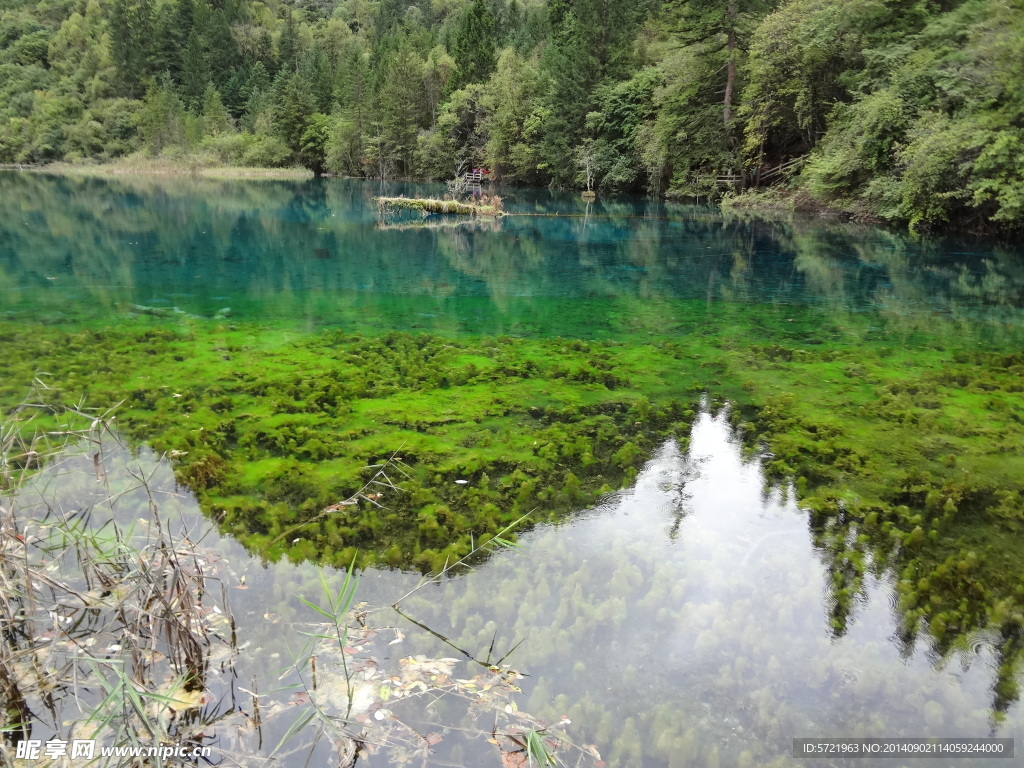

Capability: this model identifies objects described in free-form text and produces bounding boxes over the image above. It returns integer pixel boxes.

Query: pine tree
[253,28,277,76]
[221,67,248,117]
[206,9,240,87]
[246,61,271,102]
[662,0,765,131]
[452,0,497,89]
[202,84,233,135]
[375,38,427,175]
[276,72,316,154]
[278,11,299,75]
[537,10,598,184]
[109,0,153,98]
[180,29,211,113]
[504,0,523,46]
[150,2,183,80]
[138,75,187,153]
[301,45,335,114]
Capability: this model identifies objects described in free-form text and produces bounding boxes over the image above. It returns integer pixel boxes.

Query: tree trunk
[724,2,736,128]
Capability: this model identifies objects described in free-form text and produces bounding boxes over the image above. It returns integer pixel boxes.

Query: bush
[199,132,255,164]
[241,133,291,167]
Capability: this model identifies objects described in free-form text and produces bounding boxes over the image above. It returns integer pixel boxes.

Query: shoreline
[5,162,1015,235]
[721,186,884,224]
[28,159,315,180]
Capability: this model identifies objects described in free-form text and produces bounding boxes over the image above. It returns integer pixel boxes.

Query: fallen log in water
[374,196,503,217]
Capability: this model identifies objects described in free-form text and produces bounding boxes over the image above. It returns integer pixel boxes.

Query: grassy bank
[37,158,314,180]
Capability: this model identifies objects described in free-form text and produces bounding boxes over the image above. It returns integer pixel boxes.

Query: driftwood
[374,196,503,217]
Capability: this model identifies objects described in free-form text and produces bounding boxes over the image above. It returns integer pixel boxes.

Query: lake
[2,171,1023,767]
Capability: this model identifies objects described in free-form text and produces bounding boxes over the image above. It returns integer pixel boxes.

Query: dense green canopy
[1,0,1021,230]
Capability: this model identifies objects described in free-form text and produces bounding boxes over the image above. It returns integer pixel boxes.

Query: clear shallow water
[4,171,1024,766]
[9,415,1020,767]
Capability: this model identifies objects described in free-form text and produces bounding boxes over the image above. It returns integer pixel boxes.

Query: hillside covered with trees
[1,0,1022,230]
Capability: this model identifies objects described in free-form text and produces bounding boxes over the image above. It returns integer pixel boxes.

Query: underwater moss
[5,289,1024,705]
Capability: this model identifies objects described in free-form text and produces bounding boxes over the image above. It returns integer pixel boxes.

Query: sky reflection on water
[10,412,1018,767]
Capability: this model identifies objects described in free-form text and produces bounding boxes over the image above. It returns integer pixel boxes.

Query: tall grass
[0,391,235,766]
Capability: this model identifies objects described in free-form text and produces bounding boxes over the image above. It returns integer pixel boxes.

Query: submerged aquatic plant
[4,283,1024,717]
[0,396,601,768]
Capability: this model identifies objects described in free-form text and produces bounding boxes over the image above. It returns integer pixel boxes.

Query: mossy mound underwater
[4,326,698,573]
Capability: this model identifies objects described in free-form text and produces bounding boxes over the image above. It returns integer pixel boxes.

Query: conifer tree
[301,45,335,114]
[245,61,271,104]
[662,0,765,132]
[150,1,184,80]
[537,9,597,184]
[452,0,497,89]
[276,72,316,154]
[202,84,232,134]
[221,67,248,117]
[278,11,299,74]
[181,29,211,112]
[109,0,153,97]
[375,38,427,174]
[206,9,240,87]
[253,28,277,75]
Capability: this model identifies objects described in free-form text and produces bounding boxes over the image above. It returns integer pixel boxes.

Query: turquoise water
[3,171,1024,766]
[2,172,1022,341]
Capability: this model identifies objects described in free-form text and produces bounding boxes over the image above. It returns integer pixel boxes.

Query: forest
[1,0,1022,231]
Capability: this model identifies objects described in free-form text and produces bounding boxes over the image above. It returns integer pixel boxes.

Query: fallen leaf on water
[155,686,206,712]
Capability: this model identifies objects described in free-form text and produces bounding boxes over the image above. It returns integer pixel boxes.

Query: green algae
[1,322,699,571]
[9,408,1020,765]
[4,303,1024,694]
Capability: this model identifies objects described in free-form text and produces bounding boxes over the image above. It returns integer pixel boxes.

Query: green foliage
[108,0,152,98]
[0,0,1020,229]
[201,85,232,136]
[371,35,428,177]
[416,83,486,179]
[180,29,210,113]
[481,47,542,182]
[299,112,330,175]
[785,0,1024,230]
[742,0,882,159]
[653,47,736,197]
[137,76,187,154]
[325,113,363,176]
[452,0,497,89]
[275,72,316,156]
[240,133,291,167]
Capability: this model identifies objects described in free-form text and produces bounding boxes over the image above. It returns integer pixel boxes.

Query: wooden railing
[447,169,492,197]
[705,155,809,190]
[754,155,808,184]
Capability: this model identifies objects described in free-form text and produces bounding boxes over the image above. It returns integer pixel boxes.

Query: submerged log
[373,196,503,217]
